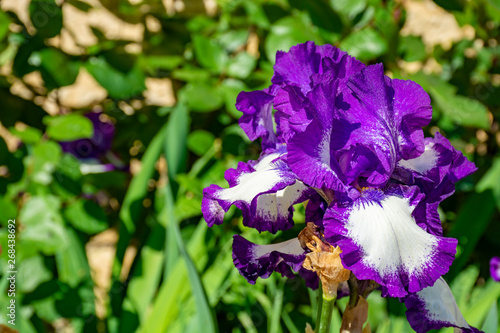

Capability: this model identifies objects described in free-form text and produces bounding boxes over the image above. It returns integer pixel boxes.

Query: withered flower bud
[300,222,351,300]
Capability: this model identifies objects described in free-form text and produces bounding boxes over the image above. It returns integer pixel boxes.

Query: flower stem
[316,293,336,333]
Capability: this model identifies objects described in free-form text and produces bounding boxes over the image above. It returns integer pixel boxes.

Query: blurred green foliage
[0,0,499,332]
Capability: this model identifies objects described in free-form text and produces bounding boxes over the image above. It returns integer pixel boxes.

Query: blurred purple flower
[490,257,500,282]
[59,112,115,159]
[59,112,126,174]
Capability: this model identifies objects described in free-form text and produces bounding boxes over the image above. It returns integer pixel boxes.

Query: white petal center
[217,152,284,203]
[346,194,437,277]
[253,238,304,258]
[419,278,469,328]
[398,142,437,174]
[255,181,308,220]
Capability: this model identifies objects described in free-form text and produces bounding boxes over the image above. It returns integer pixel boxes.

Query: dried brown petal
[340,296,371,333]
[303,246,350,300]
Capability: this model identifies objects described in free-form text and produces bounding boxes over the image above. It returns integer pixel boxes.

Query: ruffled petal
[232,235,306,284]
[236,85,279,149]
[202,149,313,233]
[397,132,476,187]
[338,64,432,186]
[287,80,351,192]
[272,43,364,143]
[404,278,482,333]
[272,42,341,93]
[490,257,500,282]
[396,132,477,235]
[324,186,457,297]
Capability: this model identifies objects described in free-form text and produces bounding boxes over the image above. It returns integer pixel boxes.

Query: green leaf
[140,222,209,333]
[187,130,215,156]
[174,195,202,221]
[113,123,166,279]
[9,126,42,144]
[166,103,189,178]
[172,67,211,82]
[64,200,108,234]
[330,0,366,19]
[45,114,94,141]
[0,196,17,222]
[86,57,145,99]
[18,255,52,293]
[340,28,388,61]
[450,266,479,310]
[121,223,165,329]
[171,216,218,333]
[31,140,62,185]
[52,154,83,199]
[55,227,90,287]
[447,191,496,279]
[218,30,249,52]
[288,0,343,33]
[406,73,491,129]
[38,48,79,88]
[265,16,323,63]
[19,195,70,255]
[398,36,426,62]
[29,0,63,38]
[139,55,183,73]
[481,301,498,333]
[192,35,228,73]
[0,10,11,42]
[221,79,246,119]
[227,52,257,79]
[66,0,93,12]
[464,280,500,327]
[180,83,223,112]
[476,157,500,210]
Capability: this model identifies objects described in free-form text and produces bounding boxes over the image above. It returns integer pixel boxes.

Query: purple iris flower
[202,42,479,332]
[491,257,500,282]
[59,112,115,159]
[59,112,125,174]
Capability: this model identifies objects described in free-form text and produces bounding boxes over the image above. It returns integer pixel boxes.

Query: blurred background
[0,0,499,332]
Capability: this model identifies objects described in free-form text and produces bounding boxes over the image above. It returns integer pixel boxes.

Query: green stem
[316,294,336,333]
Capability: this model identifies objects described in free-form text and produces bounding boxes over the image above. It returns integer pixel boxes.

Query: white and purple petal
[324,186,457,297]
[396,132,477,235]
[287,80,351,193]
[397,132,476,187]
[232,235,306,284]
[202,149,313,233]
[404,278,482,333]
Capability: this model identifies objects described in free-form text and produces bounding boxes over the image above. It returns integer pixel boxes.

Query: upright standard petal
[338,64,432,186]
[236,85,278,149]
[324,186,457,297]
[232,235,306,284]
[287,80,353,193]
[405,278,482,333]
[202,149,312,233]
[272,42,364,143]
